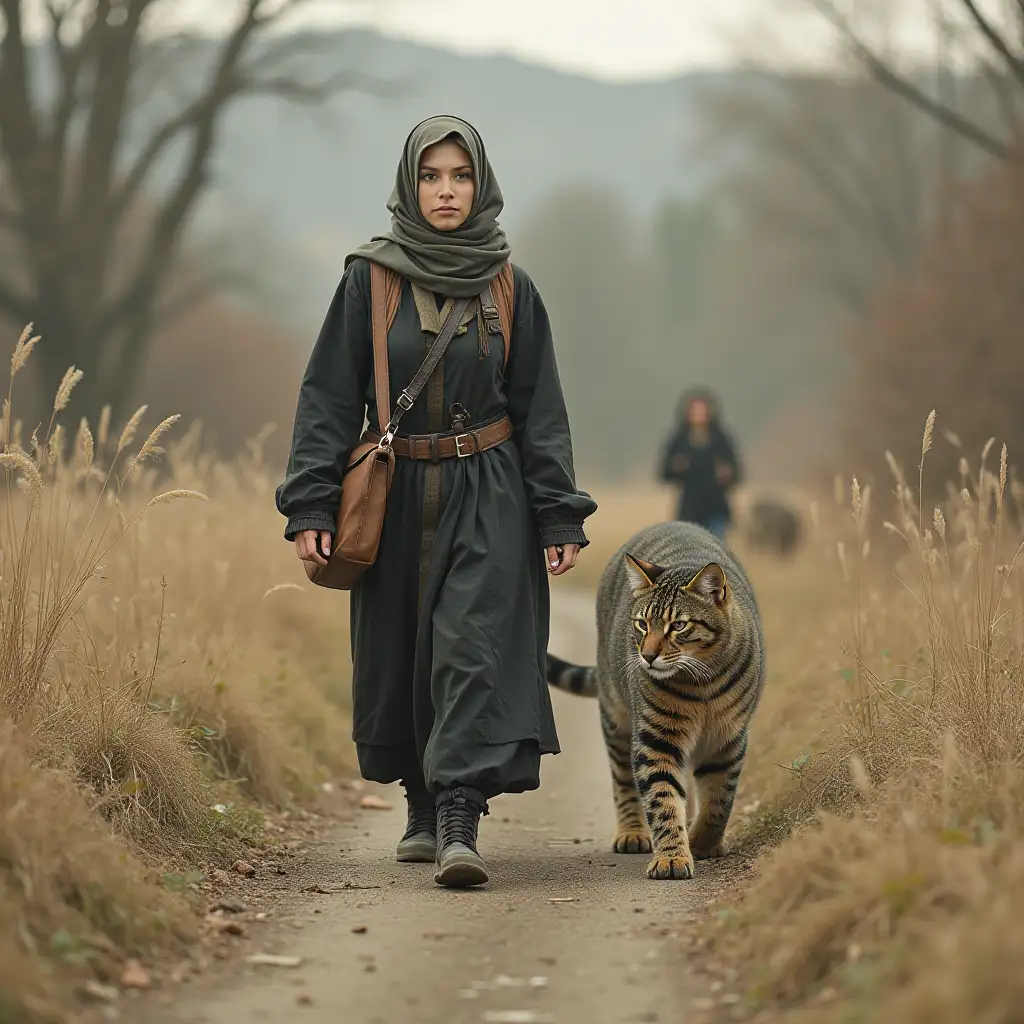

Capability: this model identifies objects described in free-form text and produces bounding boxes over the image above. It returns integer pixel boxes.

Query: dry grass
[570,430,1024,1020]
[671,414,1024,1023]
[0,327,353,1020]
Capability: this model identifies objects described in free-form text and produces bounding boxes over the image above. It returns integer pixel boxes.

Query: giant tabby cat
[548,521,765,880]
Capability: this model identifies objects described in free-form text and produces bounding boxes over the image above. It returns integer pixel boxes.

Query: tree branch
[98,0,271,344]
[957,0,1024,89]
[0,0,42,206]
[981,59,1022,140]
[807,0,1011,159]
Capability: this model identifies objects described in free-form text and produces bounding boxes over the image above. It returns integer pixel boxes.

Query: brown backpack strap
[369,263,403,427]
[489,263,515,368]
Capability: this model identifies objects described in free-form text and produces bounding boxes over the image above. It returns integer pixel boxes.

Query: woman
[658,388,741,541]
[276,116,596,889]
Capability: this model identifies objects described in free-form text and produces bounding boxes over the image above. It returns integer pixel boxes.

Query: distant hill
[158,28,734,330]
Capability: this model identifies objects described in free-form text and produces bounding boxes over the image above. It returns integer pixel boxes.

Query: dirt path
[135,589,746,1024]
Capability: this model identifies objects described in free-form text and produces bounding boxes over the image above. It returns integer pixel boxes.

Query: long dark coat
[276,258,596,798]
[659,424,741,526]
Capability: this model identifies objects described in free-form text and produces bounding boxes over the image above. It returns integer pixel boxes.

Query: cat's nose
[641,651,658,665]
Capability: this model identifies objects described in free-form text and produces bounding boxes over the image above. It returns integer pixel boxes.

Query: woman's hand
[295,529,332,566]
[546,544,580,577]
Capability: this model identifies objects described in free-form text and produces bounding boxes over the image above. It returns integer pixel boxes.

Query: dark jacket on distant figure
[659,419,741,527]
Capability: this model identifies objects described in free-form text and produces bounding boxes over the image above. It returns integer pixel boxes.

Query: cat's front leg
[632,733,694,880]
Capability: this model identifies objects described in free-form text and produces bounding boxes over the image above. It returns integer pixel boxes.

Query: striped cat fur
[548,521,765,880]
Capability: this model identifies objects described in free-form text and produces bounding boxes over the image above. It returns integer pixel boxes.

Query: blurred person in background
[659,387,741,541]
[276,115,595,890]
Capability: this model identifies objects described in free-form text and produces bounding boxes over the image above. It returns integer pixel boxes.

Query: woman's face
[417,138,475,231]
[687,400,711,427]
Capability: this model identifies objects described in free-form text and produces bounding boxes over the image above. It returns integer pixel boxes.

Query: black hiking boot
[434,785,489,888]
[395,780,437,864]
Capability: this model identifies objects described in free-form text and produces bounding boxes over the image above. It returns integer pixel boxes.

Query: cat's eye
[672,620,695,636]
[633,619,648,634]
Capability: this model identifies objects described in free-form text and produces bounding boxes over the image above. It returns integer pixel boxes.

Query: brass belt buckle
[454,433,476,458]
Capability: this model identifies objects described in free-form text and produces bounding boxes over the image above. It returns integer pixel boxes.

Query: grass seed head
[11,324,40,377]
[77,418,95,470]
[0,450,43,503]
[922,409,936,458]
[54,366,84,413]
[97,404,112,450]
[142,489,208,511]
[117,405,148,456]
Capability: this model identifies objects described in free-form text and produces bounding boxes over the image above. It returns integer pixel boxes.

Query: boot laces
[436,787,488,853]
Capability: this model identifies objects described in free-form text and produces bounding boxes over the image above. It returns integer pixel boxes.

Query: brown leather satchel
[305,263,513,590]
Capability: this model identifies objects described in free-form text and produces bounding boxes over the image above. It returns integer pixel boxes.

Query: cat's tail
[546,653,598,698]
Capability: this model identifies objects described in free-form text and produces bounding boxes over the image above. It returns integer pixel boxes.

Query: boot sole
[434,853,489,889]
[396,837,437,863]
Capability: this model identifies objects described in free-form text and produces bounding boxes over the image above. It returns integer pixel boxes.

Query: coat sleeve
[275,259,373,541]
[717,428,743,489]
[659,429,689,484]
[504,266,597,550]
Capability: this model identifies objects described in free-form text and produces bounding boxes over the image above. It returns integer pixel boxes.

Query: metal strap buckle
[378,425,397,451]
[454,433,477,458]
[481,304,502,335]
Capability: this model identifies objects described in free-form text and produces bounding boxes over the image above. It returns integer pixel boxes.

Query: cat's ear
[686,562,729,606]
[624,554,667,594]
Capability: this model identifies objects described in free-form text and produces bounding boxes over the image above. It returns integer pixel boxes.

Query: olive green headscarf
[345,115,511,298]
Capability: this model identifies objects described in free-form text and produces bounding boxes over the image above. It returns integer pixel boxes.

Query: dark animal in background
[746,498,802,558]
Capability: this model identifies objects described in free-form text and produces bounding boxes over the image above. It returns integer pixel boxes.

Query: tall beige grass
[0,327,353,1021]
[696,412,1024,1023]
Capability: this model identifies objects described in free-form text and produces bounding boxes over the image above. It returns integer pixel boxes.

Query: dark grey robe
[276,258,596,798]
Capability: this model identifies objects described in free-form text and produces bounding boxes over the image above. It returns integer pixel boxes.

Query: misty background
[1,0,1019,492]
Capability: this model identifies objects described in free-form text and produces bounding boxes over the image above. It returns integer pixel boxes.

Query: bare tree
[694,73,943,312]
[808,0,1024,159]
[0,0,375,418]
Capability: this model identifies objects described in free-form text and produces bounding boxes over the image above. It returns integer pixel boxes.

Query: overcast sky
[158,0,946,82]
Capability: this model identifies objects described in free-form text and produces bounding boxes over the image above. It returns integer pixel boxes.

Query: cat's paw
[645,853,695,880]
[613,830,652,854]
[691,840,728,861]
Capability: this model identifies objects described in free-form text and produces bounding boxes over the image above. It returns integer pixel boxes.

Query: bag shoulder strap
[379,293,471,446]
[479,263,515,369]
[369,263,403,427]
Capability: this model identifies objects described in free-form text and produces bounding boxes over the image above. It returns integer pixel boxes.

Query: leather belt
[365,415,512,462]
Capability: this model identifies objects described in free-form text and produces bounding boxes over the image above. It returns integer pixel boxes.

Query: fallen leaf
[120,959,152,990]
[246,954,304,968]
[358,795,393,811]
[232,860,256,877]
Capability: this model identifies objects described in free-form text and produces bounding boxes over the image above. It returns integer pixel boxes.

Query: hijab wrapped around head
[346,115,511,298]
